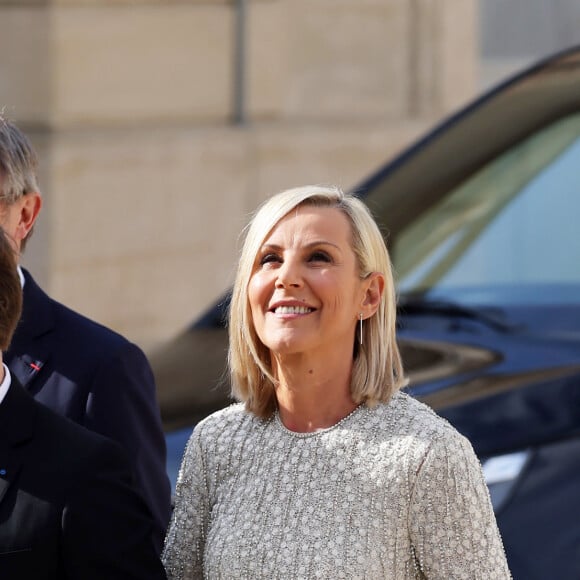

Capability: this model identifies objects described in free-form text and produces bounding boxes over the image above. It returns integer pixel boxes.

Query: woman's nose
[275,259,302,288]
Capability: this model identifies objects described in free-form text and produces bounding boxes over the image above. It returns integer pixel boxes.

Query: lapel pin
[29,361,43,373]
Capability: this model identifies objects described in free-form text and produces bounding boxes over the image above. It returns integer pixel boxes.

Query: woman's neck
[272,351,357,433]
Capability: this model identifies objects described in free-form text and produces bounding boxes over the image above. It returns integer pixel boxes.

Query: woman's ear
[361,272,385,318]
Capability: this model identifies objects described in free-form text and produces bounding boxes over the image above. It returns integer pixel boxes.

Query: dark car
[153,45,580,579]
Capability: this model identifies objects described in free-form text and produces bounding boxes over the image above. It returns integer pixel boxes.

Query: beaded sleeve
[408,432,512,579]
[162,429,207,579]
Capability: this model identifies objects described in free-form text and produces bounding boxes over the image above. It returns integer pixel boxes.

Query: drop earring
[359,313,363,346]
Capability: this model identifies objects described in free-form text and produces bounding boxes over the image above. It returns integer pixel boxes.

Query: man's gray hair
[0,113,40,204]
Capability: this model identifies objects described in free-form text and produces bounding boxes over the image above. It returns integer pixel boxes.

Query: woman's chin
[266,336,312,358]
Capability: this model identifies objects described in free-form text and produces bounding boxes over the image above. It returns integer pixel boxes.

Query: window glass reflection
[395,114,580,304]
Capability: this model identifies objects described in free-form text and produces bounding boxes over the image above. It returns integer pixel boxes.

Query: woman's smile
[269,300,316,316]
[272,306,313,315]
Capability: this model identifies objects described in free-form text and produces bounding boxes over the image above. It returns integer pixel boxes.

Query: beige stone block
[410,0,478,116]
[246,0,286,119]
[52,4,234,125]
[0,1,235,8]
[47,125,251,343]
[407,0,437,116]
[437,0,478,112]
[250,0,411,121]
[43,0,232,5]
[0,0,46,4]
[51,250,229,350]
[250,120,429,207]
[0,7,52,124]
[50,126,250,265]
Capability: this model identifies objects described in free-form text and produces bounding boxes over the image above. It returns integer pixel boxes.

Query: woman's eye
[309,251,331,263]
[259,253,281,266]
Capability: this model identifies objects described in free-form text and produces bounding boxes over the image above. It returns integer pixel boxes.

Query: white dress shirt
[0,363,12,405]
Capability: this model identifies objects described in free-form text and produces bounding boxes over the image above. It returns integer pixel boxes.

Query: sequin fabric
[163,391,512,579]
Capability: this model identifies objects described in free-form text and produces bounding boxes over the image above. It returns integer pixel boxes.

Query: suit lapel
[7,355,46,389]
[6,269,54,389]
[0,380,35,508]
[0,452,22,506]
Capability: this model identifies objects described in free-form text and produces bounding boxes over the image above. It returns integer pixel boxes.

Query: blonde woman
[163,185,511,579]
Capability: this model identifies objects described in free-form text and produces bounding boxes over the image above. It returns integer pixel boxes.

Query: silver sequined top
[163,392,511,579]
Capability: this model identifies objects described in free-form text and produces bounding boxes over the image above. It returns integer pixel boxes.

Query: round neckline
[272,403,365,438]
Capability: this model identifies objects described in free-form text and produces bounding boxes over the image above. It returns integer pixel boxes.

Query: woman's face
[248,206,368,360]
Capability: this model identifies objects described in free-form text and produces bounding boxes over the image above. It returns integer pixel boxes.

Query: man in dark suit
[0,115,171,551]
[0,228,167,579]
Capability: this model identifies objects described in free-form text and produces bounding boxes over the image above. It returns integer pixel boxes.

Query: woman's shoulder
[196,402,247,428]
[372,390,469,447]
[193,402,264,443]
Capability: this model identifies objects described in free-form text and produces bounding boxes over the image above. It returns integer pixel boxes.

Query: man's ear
[361,272,385,319]
[15,192,42,242]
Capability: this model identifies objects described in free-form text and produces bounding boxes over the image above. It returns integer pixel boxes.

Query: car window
[394,113,580,305]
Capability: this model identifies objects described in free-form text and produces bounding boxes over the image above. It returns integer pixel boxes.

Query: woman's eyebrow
[304,240,341,251]
[258,240,342,256]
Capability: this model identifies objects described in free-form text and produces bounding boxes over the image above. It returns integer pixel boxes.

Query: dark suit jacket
[5,269,171,552]
[0,379,167,579]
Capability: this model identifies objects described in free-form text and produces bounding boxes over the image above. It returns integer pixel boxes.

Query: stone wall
[0,0,478,350]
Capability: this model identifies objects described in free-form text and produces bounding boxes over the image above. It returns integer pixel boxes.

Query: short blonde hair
[228,185,407,418]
